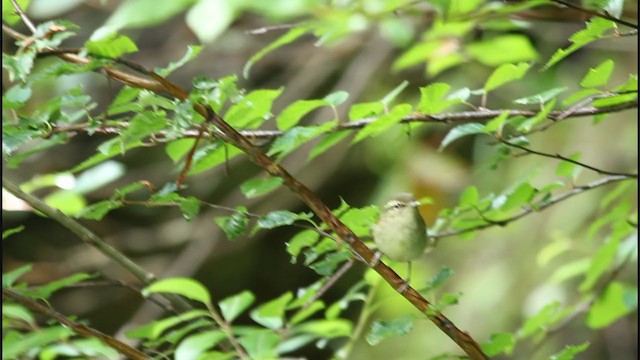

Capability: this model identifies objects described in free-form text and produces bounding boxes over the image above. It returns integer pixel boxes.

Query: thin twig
[9,0,37,34]
[549,0,638,29]
[500,139,638,178]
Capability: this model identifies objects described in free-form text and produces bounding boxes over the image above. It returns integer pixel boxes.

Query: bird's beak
[408,200,421,207]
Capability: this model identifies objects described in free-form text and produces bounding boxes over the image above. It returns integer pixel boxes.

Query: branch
[549,0,638,29]
[500,139,638,178]
[433,175,634,239]
[3,289,148,360]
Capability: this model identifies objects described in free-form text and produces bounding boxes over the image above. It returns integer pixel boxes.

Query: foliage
[2,0,637,359]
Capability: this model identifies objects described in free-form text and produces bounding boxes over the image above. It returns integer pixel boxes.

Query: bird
[372,192,427,292]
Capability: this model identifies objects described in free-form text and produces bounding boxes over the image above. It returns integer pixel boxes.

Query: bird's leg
[369,251,382,267]
[398,261,412,293]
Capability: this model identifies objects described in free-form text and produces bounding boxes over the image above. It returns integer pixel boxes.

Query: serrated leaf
[3,264,33,288]
[240,177,283,198]
[175,330,226,360]
[425,266,455,292]
[484,62,531,92]
[514,87,568,105]
[308,130,350,161]
[267,122,334,160]
[580,59,614,88]
[380,80,409,105]
[249,292,293,329]
[85,32,138,58]
[352,104,412,143]
[417,83,462,114]
[166,139,196,163]
[439,123,486,151]
[548,342,590,360]
[276,99,328,131]
[586,282,637,328]
[214,208,249,240]
[286,230,319,259]
[580,235,621,292]
[555,152,581,178]
[156,45,202,76]
[22,273,95,298]
[76,199,122,220]
[348,102,385,121]
[224,88,283,129]
[483,111,510,133]
[143,277,211,305]
[366,315,414,345]
[323,91,349,106]
[219,290,255,322]
[257,210,308,229]
[179,196,201,221]
[468,35,538,66]
[482,332,516,356]
[244,26,309,78]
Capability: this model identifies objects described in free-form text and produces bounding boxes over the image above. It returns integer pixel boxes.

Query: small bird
[372,193,427,292]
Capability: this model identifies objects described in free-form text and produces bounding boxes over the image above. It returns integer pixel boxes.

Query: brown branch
[3,289,149,360]
[432,175,634,240]
[500,139,638,178]
[549,0,638,29]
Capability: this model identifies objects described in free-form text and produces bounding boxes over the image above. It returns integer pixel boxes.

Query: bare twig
[500,139,638,178]
[9,0,37,34]
[549,0,638,29]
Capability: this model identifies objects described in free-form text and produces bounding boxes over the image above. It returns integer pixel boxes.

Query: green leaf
[219,290,255,322]
[3,225,25,240]
[380,80,409,106]
[3,85,32,109]
[514,87,568,105]
[586,281,637,328]
[417,83,462,114]
[468,35,538,66]
[339,205,378,237]
[439,123,486,151]
[518,301,571,338]
[257,210,309,229]
[276,99,328,131]
[22,273,95,298]
[126,309,209,340]
[156,45,203,76]
[310,251,351,276]
[537,239,571,266]
[214,208,249,240]
[249,292,293,329]
[224,88,283,128]
[501,182,535,211]
[484,63,531,93]
[308,130,350,161]
[77,200,123,220]
[482,332,516,356]
[366,315,414,345]
[348,102,385,121]
[592,92,638,108]
[179,196,201,221]
[543,18,615,70]
[43,190,87,216]
[580,59,615,88]
[2,0,30,25]
[85,32,138,58]
[483,111,510,133]
[517,98,556,132]
[352,104,412,143]
[240,176,283,198]
[143,277,211,305]
[2,304,34,325]
[244,26,309,78]
[185,0,237,43]
[290,301,325,325]
[3,264,32,288]
[425,266,455,292]
[239,330,280,359]
[555,152,581,178]
[323,91,349,106]
[267,122,335,160]
[175,330,226,360]
[459,186,479,207]
[580,236,621,292]
[291,320,352,341]
[166,139,196,163]
[93,0,195,38]
[548,342,590,360]
[2,326,74,359]
[286,230,319,259]
[189,143,243,176]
